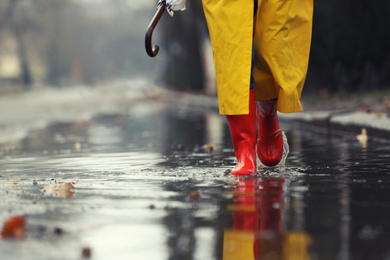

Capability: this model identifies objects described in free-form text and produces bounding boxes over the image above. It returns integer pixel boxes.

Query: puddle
[1,100,390,259]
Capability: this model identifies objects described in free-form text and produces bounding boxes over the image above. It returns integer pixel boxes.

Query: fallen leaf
[357,128,368,148]
[188,191,201,202]
[1,216,26,240]
[74,142,82,151]
[357,109,369,114]
[42,182,75,198]
[379,113,387,119]
[203,143,215,153]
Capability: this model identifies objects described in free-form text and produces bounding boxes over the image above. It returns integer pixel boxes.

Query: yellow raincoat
[202,0,313,115]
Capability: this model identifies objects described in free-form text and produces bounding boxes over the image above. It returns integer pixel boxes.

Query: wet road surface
[1,98,390,260]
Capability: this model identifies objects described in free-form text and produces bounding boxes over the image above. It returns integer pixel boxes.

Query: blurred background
[0,0,158,91]
[0,0,390,97]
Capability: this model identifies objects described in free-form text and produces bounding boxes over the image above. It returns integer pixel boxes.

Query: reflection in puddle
[224,177,311,260]
[1,102,390,259]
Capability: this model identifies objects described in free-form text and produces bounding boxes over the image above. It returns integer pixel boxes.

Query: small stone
[81,247,92,258]
[53,227,63,235]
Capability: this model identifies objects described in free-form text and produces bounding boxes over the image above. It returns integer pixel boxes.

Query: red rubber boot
[256,99,283,167]
[226,89,257,176]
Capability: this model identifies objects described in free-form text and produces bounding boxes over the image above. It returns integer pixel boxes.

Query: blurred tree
[160,0,208,91]
[44,0,68,86]
[0,0,158,89]
[0,0,19,29]
[0,0,32,89]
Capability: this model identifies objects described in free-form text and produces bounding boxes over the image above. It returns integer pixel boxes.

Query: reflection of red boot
[223,178,259,260]
[259,178,285,233]
[226,89,256,176]
[256,100,284,167]
[233,179,259,230]
[257,178,285,259]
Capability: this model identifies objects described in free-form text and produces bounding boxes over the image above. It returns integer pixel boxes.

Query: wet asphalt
[1,87,390,260]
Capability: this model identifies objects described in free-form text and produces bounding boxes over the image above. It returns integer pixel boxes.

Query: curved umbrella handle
[145,2,166,57]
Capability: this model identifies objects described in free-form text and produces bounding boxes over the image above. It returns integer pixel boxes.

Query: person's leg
[253,0,312,167]
[256,99,284,167]
[252,0,313,112]
[251,0,283,167]
[225,4,258,176]
[226,88,256,176]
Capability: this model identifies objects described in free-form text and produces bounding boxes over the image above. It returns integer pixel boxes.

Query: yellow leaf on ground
[42,182,75,198]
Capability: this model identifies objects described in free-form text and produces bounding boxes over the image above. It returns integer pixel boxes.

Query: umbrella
[145,1,166,57]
